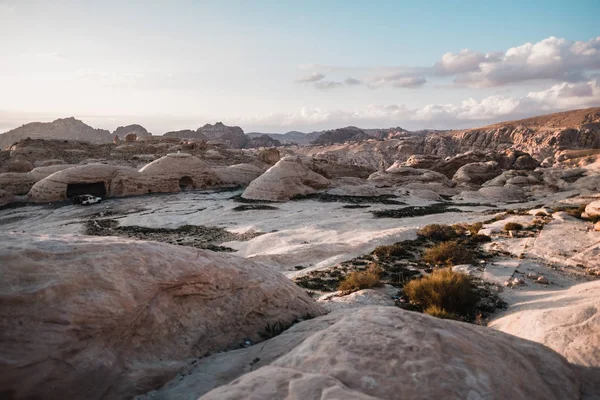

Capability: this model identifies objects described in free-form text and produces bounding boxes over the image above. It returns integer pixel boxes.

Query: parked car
[71,194,102,205]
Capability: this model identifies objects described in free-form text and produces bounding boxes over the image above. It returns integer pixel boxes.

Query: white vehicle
[72,194,102,206]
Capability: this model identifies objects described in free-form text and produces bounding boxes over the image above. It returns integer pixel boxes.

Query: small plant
[503,222,523,231]
[417,224,457,241]
[423,305,459,320]
[373,243,409,258]
[338,263,382,294]
[260,320,293,339]
[421,240,475,266]
[452,222,483,236]
[535,211,547,217]
[403,268,478,316]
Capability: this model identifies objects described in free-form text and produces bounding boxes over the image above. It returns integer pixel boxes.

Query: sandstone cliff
[0,117,112,150]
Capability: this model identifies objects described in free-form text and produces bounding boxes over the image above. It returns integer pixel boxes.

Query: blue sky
[1,0,599,133]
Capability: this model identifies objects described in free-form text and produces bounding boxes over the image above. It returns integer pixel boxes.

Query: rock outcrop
[242,156,330,201]
[311,126,372,145]
[368,164,455,188]
[490,281,600,367]
[139,153,221,192]
[246,134,281,148]
[0,172,38,195]
[0,117,112,149]
[197,122,248,149]
[0,189,15,207]
[257,148,280,165]
[213,163,265,186]
[163,129,207,141]
[0,233,324,400]
[28,164,146,202]
[452,161,502,186]
[583,200,600,219]
[141,307,581,400]
[113,124,151,138]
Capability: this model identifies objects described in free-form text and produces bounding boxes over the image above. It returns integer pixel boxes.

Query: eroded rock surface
[0,233,324,400]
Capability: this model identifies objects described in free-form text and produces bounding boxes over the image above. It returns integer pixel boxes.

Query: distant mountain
[0,117,112,150]
[163,129,207,141]
[246,131,321,145]
[113,124,151,138]
[246,134,281,148]
[311,126,374,145]
[197,122,248,148]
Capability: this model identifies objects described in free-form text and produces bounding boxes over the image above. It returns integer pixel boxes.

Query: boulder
[33,159,67,167]
[142,307,581,400]
[213,164,265,186]
[257,148,280,165]
[139,153,222,192]
[0,189,16,207]
[457,185,527,203]
[28,164,146,202]
[0,233,325,400]
[27,164,78,181]
[582,200,600,219]
[6,158,34,173]
[403,154,441,169]
[0,172,37,195]
[242,156,330,201]
[368,165,454,187]
[490,281,600,367]
[125,133,138,142]
[452,161,501,186]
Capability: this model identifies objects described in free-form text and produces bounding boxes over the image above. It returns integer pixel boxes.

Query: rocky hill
[246,134,281,148]
[197,122,248,148]
[311,126,374,145]
[163,129,207,141]
[0,117,112,150]
[423,107,600,159]
[113,124,151,138]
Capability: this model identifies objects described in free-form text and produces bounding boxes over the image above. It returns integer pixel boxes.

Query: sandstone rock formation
[142,307,581,400]
[213,164,265,186]
[583,200,600,219]
[490,281,600,367]
[242,156,330,201]
[311,126,372,145]
[28,164,146,202]
[246,134,281,148]
[0,117,112,149]
[163,129,207,141]
[125,133,138,142]
[452,161,502,186]
[0,233,324,400]
[197,122,248,149]
[0,189,15,207]
[368,164,455,188]
[139,153,221,192]
[257,147,280,164]
[0,173,37,195]
[113,124,151,138]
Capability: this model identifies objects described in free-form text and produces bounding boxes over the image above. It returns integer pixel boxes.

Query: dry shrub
[404,268,478,316]
[338,263,382,294]
[503,222,523,231]
[373,243,409,258]
[417,224,457,241]
[453,222,483,236]
[421,240,475,266]
[423,305,459,320]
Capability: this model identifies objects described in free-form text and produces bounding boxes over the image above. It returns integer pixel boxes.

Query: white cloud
[295,72,326,83]
[297,36,600,90]
[236,79,600,130]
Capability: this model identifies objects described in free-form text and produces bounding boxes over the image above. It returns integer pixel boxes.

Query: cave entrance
[179,176,195,191]
[66,182,107,198]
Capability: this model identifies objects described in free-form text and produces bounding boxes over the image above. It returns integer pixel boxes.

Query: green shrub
[421,240,475,266]
[423,305,459,320]
[417,224,457,241]
[373,243,409,258]
[503,222,523,231]
[404,268,478,316]
[338,263,382,294]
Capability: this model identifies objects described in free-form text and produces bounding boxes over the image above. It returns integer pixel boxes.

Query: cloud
[295,72,326,83]
[297,36,600,90]
[315,80,343,90]
[344,77,362,85]
[237,79,600,130]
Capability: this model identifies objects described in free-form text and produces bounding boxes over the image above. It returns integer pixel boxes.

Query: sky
[1,0,600,134]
